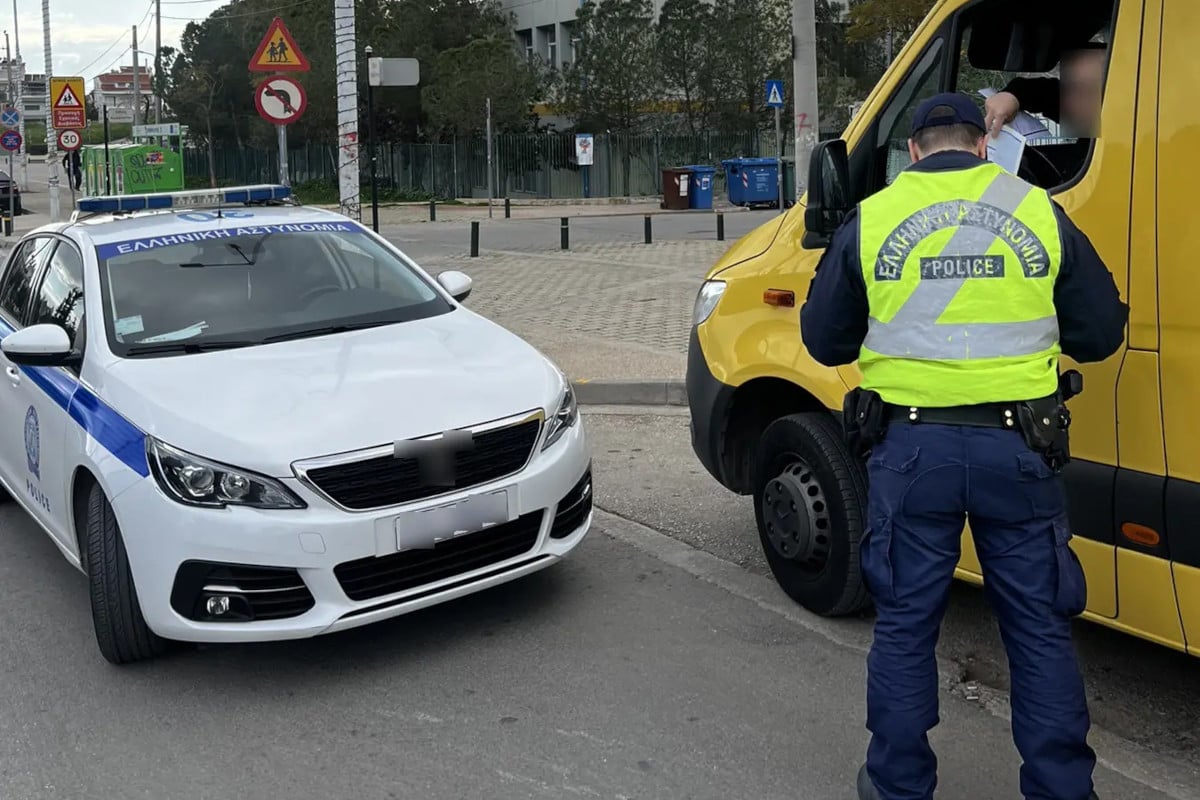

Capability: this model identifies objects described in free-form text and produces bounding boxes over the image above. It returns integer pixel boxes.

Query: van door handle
[5,366,19,384]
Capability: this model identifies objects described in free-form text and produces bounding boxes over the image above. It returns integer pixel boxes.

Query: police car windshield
[96,221,453,357]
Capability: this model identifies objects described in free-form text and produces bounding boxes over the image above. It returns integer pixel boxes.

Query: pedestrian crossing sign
[249,17,311,72]
[50,77,86,129]
[765,80,785,109]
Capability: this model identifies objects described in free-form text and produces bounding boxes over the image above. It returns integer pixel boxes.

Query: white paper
[114,315,144,336]
[979,88,1051,138]
[137,321,209,343]
[986,126,1029,174]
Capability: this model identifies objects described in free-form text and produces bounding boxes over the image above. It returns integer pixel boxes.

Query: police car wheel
[85,483,169,665]
[752,412,871,617]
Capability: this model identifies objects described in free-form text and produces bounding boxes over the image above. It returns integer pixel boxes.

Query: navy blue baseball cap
[910,92,988,136]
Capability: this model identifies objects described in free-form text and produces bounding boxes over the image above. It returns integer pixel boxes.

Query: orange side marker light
[763,289,795,308]
[1120,522,1161,547]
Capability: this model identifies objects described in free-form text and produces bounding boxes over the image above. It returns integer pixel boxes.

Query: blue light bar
[77,184,292,214]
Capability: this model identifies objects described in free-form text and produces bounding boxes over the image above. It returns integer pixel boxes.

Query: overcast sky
[14,0,228,85]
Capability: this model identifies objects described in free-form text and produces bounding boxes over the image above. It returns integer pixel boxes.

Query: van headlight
[692,280,726,326]
[541,380,579,451]
[147,438,307,509]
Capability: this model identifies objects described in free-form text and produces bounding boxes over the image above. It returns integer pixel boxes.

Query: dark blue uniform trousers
[860,422,1095,800]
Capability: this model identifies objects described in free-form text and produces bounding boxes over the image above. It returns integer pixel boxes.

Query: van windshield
[96,222,453,357]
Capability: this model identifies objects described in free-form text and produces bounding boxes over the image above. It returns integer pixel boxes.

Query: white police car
[0,185,591,664]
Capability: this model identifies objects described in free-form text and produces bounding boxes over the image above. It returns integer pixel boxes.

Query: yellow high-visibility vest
[857,160,1062,407]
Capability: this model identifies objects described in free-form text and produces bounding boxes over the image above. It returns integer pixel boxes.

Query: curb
[572,379,687,407]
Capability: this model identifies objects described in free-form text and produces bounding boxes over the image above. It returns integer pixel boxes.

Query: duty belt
[883,399,1051,431]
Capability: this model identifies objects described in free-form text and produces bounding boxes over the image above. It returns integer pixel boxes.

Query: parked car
[0,170,21,215]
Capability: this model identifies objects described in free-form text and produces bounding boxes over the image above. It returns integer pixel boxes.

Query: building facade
[502,0,675,71]
[0,58,48,122]
[90,66,154,124]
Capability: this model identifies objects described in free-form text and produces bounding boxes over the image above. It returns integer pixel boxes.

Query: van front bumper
[686,326,737,488]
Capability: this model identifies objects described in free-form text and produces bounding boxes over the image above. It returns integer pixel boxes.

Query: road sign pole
[4,32,12,226]
[775,106,783,214]
[103,105,112,194]
[276,124,289,187]
[367,78,378,233]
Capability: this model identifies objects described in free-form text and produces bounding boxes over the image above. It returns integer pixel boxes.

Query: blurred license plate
[394,488,513,551]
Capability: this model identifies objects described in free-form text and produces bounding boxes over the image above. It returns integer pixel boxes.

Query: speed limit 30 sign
[57,129,82,151]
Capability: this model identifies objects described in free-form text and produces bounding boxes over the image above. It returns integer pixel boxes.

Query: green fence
[183,131,779,200]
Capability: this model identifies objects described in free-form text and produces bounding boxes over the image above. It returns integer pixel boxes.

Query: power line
[76,1,154,77]
[160,0,319,21]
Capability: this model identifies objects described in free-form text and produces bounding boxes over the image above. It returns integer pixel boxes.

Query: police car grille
[305,419,542,510]
[334,510,544,601]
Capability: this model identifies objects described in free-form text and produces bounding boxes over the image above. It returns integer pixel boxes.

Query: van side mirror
[802,139,852,250]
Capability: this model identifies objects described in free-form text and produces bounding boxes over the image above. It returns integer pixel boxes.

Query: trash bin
[661,167,692,210]
[722,157,780,207]
[684,165,717,210]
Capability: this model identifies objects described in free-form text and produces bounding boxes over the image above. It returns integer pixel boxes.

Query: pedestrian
[61,149,81,191]
[799,92,1128,800]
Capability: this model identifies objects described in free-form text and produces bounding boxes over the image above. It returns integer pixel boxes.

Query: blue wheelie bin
[722,157,780,207]
[684,165,717,210]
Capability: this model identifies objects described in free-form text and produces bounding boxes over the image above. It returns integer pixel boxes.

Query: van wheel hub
[760,460,832,572]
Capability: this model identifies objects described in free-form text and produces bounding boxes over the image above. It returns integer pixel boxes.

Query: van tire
[752,412,871,617]
[86,483,169,664]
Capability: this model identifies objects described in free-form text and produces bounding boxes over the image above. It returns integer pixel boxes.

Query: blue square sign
[765,80,785,109]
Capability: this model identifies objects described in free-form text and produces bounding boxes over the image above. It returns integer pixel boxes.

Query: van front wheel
[752,412,871,617]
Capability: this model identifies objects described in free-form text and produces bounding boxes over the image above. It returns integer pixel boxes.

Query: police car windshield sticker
[96,221,362,260]
[137,321,209,343]
[114,315,145,336]
[24,406,39,479]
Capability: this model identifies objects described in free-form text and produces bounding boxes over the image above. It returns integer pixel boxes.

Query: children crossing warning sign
[50,77,86,129]
[249,17,311,72]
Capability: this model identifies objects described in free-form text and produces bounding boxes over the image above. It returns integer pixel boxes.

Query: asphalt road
[0,409,1194,800]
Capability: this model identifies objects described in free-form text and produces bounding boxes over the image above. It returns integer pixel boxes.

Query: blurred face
[1060,49,1106,136]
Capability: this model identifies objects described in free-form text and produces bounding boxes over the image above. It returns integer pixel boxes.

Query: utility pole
[11,0,24,190]
[5,31,13,231]
[485,97,493,219]
[131,25,139,130]
[334,0,360,220]
[154,0,161,123]
[42,0,59,222]
[792,0,820,200]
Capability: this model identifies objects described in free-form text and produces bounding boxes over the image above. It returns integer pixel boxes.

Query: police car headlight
[692,280,726,326]
[147,438,306,509]
[541,380,579,451]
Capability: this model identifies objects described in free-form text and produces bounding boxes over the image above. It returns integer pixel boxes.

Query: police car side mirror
[802,139,851,250]
[2,324,81,368]
[437,270,472,303]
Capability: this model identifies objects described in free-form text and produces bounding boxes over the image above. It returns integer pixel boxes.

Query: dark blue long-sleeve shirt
[799,150,1129,368]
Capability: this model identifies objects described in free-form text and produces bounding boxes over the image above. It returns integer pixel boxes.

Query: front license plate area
[395,488,514,551]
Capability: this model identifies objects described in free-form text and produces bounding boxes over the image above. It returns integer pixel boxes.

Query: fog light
[206,595,231,616]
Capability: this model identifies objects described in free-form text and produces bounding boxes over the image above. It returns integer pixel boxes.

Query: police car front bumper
[111,421,591,644]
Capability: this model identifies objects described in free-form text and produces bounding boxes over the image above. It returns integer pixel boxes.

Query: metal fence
[181,131,820,199]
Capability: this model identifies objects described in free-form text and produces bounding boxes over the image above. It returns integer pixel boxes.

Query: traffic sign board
[0,130,22,152]
[0,106,20,129]
[254,77,307,125]
[51,77,87,129]
[58,129,81,151]
[249,17,310,72]
[765,80,785,109]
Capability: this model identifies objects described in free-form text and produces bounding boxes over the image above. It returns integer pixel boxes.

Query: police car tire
[752,412,871,617]
[85,483,169,664]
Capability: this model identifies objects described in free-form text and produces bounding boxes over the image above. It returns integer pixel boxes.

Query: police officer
[799,93,1128,800]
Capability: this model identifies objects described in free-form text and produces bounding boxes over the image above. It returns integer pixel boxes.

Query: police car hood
[97,309,564,478]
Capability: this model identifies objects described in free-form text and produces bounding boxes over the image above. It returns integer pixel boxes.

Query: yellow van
[686,0,1200,656]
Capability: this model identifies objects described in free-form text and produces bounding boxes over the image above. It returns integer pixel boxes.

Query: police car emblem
[24,406,39,480]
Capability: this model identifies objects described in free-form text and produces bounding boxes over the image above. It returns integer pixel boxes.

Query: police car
[0,185,592,664]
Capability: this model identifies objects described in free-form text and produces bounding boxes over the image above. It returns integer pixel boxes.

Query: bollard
[504,197,511,219]
[429,199,437,222]
[717,213,725,241]
[470,221,480,257]
[561,217,569,250]
[644,215,652,244]
[2,215,10,237]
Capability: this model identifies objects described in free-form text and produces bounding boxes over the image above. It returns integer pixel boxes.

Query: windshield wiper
[124,340,258,355]
[261,321,386,343]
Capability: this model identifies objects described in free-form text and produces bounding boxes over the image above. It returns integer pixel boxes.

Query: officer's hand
[984,92,1021,137]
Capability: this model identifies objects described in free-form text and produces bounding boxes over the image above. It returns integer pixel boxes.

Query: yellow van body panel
[691,0,1199,653]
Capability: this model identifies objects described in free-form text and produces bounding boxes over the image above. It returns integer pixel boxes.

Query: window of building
[546,26,558,67]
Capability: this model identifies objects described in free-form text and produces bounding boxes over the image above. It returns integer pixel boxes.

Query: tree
[708,0,791,135]
[846,0,935,46]
[655,0,718,137]
[556,0,660,134]
[421,37,546,137]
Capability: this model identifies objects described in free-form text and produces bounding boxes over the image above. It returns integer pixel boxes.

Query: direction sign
[57,129,81,151]
[367,57,419,87]
[0,106,20,129]
[51,77,87,129]
[133,123,181,137]
[249,17,310,72]
[0,130,21,152]
[765,80,785,109]
[254,77,307,125]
